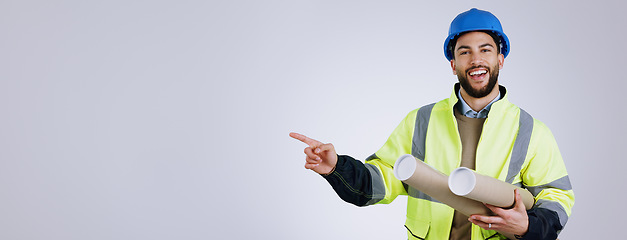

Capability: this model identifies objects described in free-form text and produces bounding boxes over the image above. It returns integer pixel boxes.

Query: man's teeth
[469,70,487,76]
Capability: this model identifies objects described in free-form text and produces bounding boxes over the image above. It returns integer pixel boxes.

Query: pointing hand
[289,132,338,175]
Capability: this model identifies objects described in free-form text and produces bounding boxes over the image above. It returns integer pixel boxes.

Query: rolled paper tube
[448,167,535,210]
[393,154,491,217]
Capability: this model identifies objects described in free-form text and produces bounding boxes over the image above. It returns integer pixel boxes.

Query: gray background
[2,0,625,239]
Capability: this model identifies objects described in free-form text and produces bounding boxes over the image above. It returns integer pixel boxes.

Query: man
[290,8,574,240]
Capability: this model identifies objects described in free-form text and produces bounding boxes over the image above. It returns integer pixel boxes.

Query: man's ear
[498,53,504,69]
[450,59,457,75]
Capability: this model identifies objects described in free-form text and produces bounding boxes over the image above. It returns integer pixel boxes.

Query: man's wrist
[320,164,336,176]
[320,154,341,176]
[514,222,529,239]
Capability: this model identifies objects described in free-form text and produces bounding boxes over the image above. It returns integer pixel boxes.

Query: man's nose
[470,54,485,66]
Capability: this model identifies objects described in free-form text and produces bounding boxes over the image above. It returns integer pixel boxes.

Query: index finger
[469,214,501,224]
[289,132,321,147]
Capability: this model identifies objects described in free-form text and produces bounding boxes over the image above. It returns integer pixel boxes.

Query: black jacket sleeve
[516,208,563,240]
[321,155,373,206]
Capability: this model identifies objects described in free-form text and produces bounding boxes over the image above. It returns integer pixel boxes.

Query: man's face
[450,31,505,99]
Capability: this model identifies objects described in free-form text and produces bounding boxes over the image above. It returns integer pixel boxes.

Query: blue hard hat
[444,8,510,61]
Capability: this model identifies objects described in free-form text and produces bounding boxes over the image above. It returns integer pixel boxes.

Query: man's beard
[458,65,499,98]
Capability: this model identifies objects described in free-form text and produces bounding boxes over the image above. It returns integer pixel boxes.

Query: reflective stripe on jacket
[364,85,575,240]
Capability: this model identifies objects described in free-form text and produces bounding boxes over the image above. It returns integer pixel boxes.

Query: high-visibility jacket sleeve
[519,120,575,239]
[364,109,419,204]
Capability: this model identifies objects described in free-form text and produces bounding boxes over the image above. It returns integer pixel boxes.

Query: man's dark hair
[447,30,502,60]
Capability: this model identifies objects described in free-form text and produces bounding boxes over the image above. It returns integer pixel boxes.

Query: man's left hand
[468,189,529,237]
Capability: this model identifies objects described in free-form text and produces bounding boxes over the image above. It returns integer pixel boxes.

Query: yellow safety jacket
[364,86,574,239]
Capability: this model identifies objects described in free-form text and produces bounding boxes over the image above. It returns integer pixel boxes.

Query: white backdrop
[2,1,625,239]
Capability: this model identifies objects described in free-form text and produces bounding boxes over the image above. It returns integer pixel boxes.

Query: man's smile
[468,68,488,81]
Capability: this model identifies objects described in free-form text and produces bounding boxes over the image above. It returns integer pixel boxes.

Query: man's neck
[459,86,500,112]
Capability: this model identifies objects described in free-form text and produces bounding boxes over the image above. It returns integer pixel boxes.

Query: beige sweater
[449,108,486,240]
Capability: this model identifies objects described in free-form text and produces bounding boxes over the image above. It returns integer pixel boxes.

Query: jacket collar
[449,83,509,118]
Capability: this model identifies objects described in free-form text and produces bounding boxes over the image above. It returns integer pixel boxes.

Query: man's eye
[481,49,491,52]
[460,51,469,55]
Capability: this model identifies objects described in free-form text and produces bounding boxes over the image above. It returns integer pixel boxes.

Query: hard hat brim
[444,30,510,61]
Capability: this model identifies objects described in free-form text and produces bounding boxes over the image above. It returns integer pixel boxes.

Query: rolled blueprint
[393,154,491,217]
[448,167,535,210]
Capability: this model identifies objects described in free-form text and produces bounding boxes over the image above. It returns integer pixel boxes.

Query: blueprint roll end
[393,154,416,181]
[448,167,477,196]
